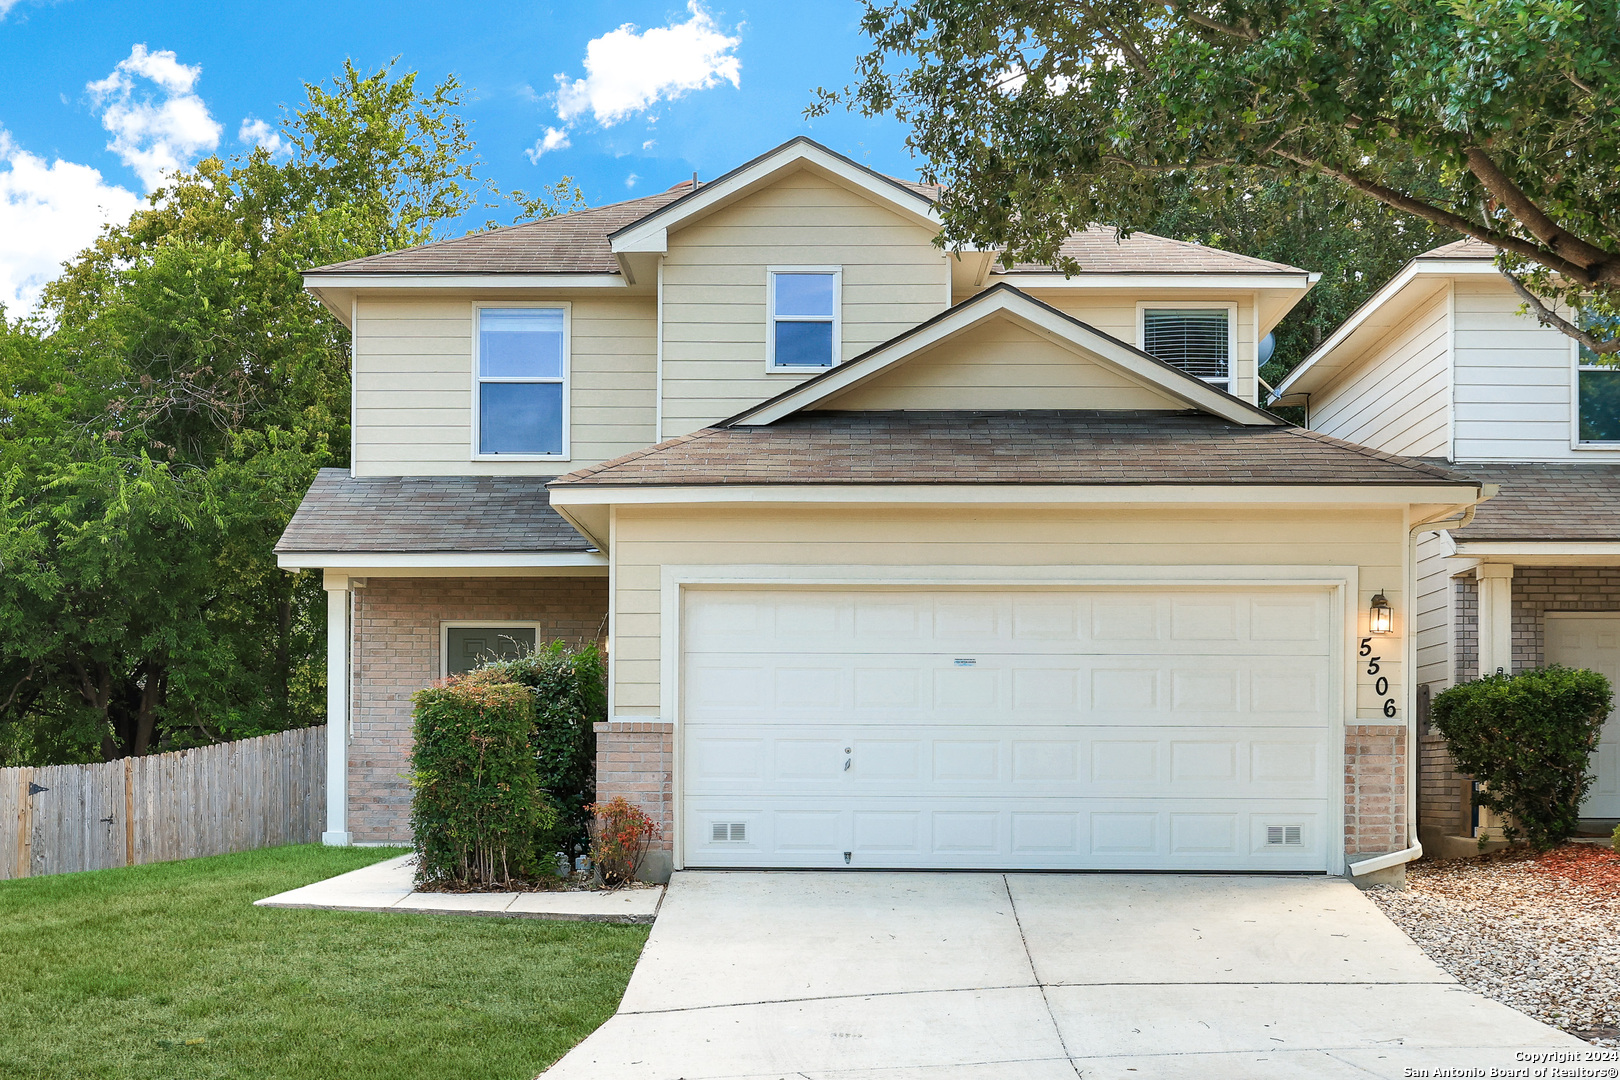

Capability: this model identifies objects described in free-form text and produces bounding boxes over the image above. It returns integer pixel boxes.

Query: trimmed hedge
[410,676,557,887]
[1431,665,1613,850]
[478,642,607,861]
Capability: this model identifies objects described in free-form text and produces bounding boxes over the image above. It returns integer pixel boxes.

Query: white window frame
[471,301,571,462]
[440,620,545,679]
[766,266,842,373]
[1571,336,1620,449]
[1136,301,1239,392]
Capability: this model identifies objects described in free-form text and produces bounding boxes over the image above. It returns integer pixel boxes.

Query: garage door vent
[710,822,747,843]
[1266,825,1303,847]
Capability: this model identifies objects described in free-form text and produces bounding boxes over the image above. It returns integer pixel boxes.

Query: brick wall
[1455,566,1620,679]
[1344,725,1408,857]
[593,721,675,864]
[347,575,607,843]
[1417,733,1471,843]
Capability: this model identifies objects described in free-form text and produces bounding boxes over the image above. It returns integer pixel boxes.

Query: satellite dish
[1258,332,1276,366]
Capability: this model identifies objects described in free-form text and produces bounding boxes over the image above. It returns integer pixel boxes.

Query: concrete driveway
[542,872,1583,1079]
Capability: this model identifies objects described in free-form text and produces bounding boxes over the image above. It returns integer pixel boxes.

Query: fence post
[16,767,31,879]
[124,757,135,868]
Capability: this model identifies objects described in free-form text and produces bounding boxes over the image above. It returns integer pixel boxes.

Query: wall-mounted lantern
[1369,592,1393,635]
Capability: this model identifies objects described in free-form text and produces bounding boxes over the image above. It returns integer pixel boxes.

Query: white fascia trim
[610,143,941,255]
[549,482,1479,509]
[993,272,1315,291]
[276,551,607,570]
[1453,541,1620,558]
[730,291,1268,427]
[1273,259,1498,401]
[302,273,628,290]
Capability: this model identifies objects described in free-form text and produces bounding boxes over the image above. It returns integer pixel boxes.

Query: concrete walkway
[255,853,662,923]
[542,872,1583,1079]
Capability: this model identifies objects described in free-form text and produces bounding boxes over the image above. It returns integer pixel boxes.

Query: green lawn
[0,844,649,1080]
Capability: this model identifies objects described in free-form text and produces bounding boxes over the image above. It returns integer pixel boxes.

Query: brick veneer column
[1344,725,1408,857]
[592,721,674,882]
[347,575,607,843]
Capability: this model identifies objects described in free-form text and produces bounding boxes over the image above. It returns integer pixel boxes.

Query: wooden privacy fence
[0,725,325,880]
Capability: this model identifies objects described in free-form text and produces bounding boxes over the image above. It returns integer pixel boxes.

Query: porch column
[1476,563,1515,675]
[322,572,352,845]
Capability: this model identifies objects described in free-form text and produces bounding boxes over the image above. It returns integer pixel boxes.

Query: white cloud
[524,126,572,163]
[238,117,286,157]
[625,173,639,189]
[0,129,141,316]
[0,0,24,19]
[552,2,740,127]
[87,44,221,191]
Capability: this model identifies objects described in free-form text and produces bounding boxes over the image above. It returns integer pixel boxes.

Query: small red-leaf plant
[586,796,659,888]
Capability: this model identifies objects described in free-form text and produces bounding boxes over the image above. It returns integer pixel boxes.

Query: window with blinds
[1142,308,1231,387]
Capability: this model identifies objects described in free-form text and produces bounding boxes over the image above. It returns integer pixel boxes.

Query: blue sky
[0,0,916,313]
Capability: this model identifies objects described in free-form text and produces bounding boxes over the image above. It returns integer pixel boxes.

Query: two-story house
[277,138,1486,882]
[1271,240,1620,854]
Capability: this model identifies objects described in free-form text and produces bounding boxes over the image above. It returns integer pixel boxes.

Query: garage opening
[680,586,1336,871]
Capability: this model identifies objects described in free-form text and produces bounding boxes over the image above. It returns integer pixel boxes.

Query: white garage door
[681,587,1337,871]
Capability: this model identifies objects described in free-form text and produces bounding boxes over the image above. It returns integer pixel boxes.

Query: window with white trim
[1577,310,1620,443]
[1140,307,1232,390]
[768,269,840,370]
[443,624,538,677]
[476,306,567,456]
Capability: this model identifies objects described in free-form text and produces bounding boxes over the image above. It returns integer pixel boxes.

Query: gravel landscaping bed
[1369,844,1620,1046]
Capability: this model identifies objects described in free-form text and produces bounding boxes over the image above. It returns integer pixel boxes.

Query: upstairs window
[476,306,567,457]
[1140,306,1233,390]
[1577,311,1620,443]
[768,269,840,370]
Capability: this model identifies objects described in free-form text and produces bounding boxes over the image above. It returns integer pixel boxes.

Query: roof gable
[609,137,945,255]
[821,309,1192,414]
[727,284,1282,428]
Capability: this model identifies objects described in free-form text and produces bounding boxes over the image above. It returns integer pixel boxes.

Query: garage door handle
[843,758,851,771]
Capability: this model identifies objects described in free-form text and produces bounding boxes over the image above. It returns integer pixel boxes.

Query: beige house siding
[1413,532,1455,690]
[1450,278,1609,462]
[351,294,656,476]
[1019,290,1260,403]
[659,171,951,436]
[1308,290,1451,459]
[607,504,1407,725]
[823,316,1192,412]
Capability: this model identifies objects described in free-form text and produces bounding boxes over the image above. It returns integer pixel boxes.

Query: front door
[1545,613,1620,819]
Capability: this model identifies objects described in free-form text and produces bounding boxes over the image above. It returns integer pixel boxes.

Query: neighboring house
[1271,240,1620,853]
[277,138,1486,882]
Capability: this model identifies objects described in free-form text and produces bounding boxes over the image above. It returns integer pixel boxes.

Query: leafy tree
[0,60,579,764]
[818,0,1620,353]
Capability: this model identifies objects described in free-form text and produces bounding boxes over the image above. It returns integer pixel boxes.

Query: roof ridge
[1285,427,1473,481]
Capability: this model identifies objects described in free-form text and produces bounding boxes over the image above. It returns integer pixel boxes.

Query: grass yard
[0,844,649,1080]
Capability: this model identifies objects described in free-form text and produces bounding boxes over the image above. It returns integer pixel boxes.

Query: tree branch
[1464,148,1617,274]
[1498,267,1620,356]
[1171,3,1258,39]
[1274,149,1604,282]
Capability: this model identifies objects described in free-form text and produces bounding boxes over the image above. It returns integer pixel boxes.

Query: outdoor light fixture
[1369,592,1393,634]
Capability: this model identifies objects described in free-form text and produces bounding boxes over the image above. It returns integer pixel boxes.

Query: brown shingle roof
[1419,238,1497,259]
[1447,462,1620,542]
[276,470,591,554]
[308,186,693,275]
[995,226,1307,275]
[551,411,1476,488]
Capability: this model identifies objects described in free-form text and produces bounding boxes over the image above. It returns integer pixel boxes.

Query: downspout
[1349,501,1478,876]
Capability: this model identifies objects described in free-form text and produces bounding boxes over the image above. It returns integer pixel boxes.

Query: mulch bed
[1368,842,1620,1046]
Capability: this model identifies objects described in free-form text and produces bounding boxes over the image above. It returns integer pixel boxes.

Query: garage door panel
[682,587,1336,871]
[684,797,1327,870]
[686,724,1326,799]
[685,654,1332,725]
[684,590,1332,656]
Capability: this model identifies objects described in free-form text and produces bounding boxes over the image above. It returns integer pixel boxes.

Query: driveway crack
[1004,874,1083,1078]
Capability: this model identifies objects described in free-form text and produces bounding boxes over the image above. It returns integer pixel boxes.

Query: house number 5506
[1359,638,1398,718]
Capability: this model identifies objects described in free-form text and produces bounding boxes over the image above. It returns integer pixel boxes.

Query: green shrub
[409,676,557,887]
[478,642,606,862]
[1431,665,1613,851]
[1612,822,1620,854]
